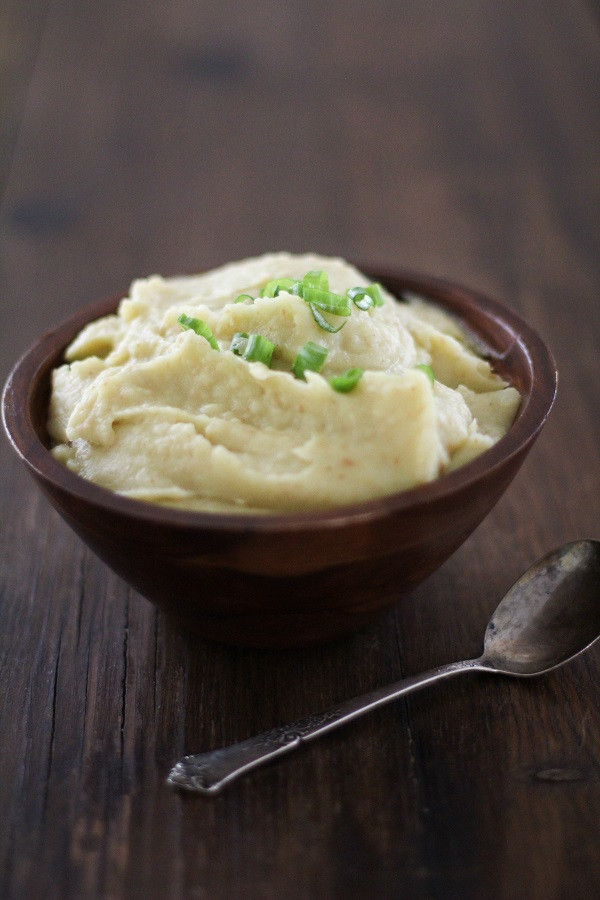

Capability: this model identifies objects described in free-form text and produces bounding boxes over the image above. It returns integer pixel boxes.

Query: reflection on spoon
[168,540,600,795]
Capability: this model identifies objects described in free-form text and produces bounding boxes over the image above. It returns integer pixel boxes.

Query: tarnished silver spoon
[168,540,600,795]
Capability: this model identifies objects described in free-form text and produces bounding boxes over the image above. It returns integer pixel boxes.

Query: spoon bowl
[169,540,600,794]
[481,540,600,675]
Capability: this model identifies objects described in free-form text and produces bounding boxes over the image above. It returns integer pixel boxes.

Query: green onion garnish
[329,368,364,393]
[178,314,220,350]
[347,287,373,311]
[365,283,386,306]
[234,294,254,304]
[309,303,346,333]
[415,363,435,384]
[302,270,329,292]
[230,332,249,356]
[244,333,275,366]
[303,286,351,316]
[261,278,296,298]
[231,332,274,367]
[292,341,329,380]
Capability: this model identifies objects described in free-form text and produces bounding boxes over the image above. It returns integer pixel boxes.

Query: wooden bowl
[2,269,557,646]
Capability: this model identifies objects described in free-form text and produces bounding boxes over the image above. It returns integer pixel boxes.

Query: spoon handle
[168,658,482,795]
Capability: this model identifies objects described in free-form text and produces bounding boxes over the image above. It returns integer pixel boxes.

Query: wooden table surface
[1,2,599,897]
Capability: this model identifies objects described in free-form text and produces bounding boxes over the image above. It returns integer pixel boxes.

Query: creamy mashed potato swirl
[48,253,521,512]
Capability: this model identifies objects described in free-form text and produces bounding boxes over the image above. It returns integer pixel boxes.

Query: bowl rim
[2,266,557,533]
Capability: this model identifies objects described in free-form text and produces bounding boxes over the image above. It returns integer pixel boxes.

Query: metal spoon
[168,540,600,795]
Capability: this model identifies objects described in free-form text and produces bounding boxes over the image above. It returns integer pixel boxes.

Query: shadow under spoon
[168,540,600,795]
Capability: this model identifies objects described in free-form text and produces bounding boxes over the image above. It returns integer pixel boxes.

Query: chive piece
[302,270,329,292]
[347,287,373,311]
[261,278,296,298]
[234,294,254,304]
[231,332,275,366]
[178,314,220,350]
[289,281,304,297]
[230,332,250,356]
[242,333,275,367]
[292,341,329,380]
[329,368,364,393]
[309,303,346,333]
[303,286,351,316]
[366,283,386,306]
[415,363,435,384]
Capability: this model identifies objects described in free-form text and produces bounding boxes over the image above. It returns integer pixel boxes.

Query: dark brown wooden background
[1,2,599,898]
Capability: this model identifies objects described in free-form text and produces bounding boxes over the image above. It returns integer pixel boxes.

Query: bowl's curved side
[15,426,533,646]
[1,271,557,645]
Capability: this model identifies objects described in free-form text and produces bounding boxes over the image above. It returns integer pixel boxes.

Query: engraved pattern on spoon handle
[168,659,481,794]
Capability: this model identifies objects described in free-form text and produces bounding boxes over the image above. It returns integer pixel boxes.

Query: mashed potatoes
[48,253,521,512]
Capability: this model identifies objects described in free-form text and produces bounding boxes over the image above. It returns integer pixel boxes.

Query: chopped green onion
[261,278,296,298]
[329,368,364,393]
[178,314,220,350]
[234,294,254,304]
[347,287,373,311]
[230,332,249,356]
[243,333,275,367]
[415,363,435,384]
[230,332,274,366]
[309,303,346,333]
[303,286,351,316]
[304,286,352,316]
[366,283,386,306]
[292,341,329,380]
[302,270,329,292]
[288,281,304,297]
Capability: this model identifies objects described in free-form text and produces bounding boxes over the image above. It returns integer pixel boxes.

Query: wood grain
[1,1,599,897]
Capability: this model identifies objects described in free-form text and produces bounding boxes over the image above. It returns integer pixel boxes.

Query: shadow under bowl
[2,268,557,646]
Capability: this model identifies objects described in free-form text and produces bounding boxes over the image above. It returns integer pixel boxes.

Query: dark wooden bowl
[2,269,557,646]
